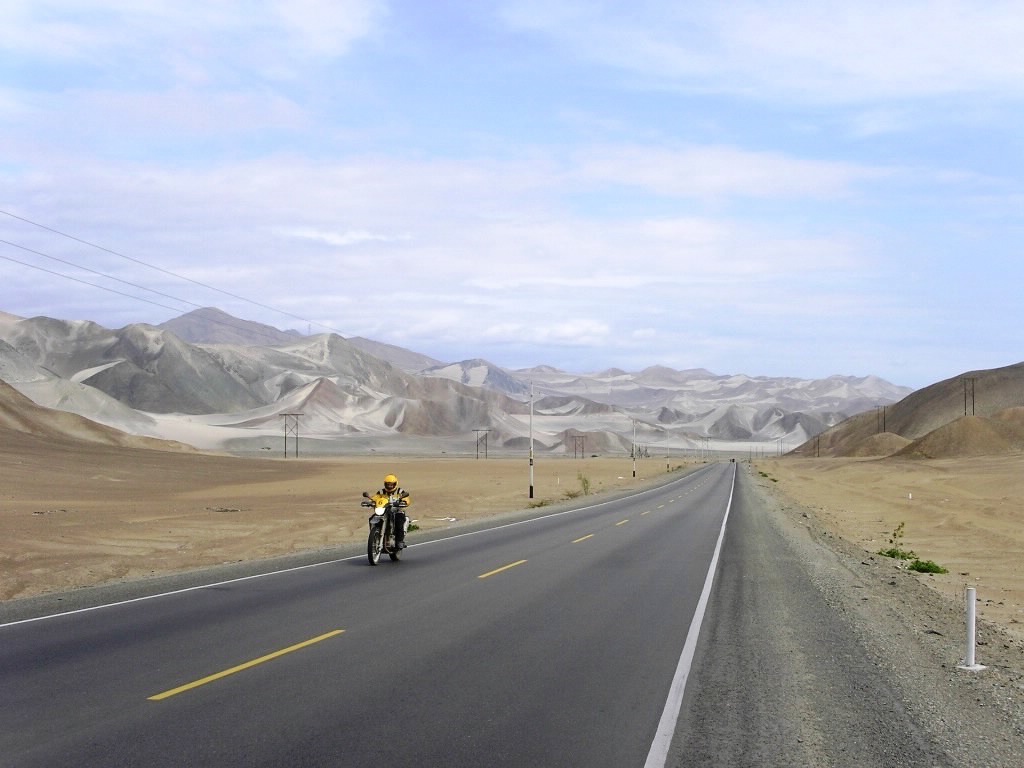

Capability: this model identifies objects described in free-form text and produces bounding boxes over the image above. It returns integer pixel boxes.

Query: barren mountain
[0,378,192,453]
[157,306,302,346]
[794,362,1024,458]
[0,308,914,453]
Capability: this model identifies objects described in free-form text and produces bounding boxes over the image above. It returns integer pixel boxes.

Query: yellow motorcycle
[361,491,409,565]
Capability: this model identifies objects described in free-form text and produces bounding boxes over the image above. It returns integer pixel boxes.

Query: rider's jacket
[370,488,411,506]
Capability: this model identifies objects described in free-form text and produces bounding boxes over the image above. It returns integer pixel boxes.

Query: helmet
[383,474,398,493]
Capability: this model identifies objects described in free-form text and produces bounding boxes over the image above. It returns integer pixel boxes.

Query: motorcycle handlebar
[361,490,409,499]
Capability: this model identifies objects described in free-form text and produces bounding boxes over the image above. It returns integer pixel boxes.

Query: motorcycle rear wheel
[367,526,383,565]
[389,545,401,562]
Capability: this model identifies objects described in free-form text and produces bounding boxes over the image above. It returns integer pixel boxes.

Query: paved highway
[1,463,735,767]
[1,461,966,767]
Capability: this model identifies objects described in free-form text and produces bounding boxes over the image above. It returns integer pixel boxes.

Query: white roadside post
[528,381,534,499]
[957,586,987,672]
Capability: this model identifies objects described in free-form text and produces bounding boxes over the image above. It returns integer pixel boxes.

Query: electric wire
[0,250,187,317]
[0,208,343,337]
[0,247,313,346]
[0,237,210,313]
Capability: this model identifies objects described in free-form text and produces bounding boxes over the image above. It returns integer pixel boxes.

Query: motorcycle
[362,490,409,565]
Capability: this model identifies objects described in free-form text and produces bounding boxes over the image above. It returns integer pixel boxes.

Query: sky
[1,1,1022,389]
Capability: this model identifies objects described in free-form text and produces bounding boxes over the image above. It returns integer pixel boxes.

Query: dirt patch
[0,437,668,601]
[754,454,1024,642]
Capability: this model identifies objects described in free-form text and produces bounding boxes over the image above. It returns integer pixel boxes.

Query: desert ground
[0,431,672,602]
[753,454,1024,642]
[3,431,1022,651]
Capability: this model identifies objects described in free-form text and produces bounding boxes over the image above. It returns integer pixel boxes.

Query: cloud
[269,0,387,59]
[572,144,886,199]
[0,147,870,300]
[0,1,385,81]
[479,319,612,348]
[3,2,1019,386]
[500,1,1024,104]
[279,227,411,248]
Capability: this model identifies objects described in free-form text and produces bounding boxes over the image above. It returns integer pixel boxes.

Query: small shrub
[909,559,948,574]
[878,523,948,573]
[577,472,591,496]
[878,521,916,560]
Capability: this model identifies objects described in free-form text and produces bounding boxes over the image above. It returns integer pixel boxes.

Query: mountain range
[795,361,1024,459]
[0,307,914,455]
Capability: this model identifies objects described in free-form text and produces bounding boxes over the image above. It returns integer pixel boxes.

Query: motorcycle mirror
[362,491,371,498]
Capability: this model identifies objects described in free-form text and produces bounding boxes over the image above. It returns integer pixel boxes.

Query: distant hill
[0,307,915,453]
[424,359,531,397]
[158,307,303,346]
[0,378,193,452]
[793,362,1024,458]
[346,336,444,373]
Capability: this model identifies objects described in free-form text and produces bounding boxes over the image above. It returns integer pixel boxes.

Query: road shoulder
[746,464,1024,765]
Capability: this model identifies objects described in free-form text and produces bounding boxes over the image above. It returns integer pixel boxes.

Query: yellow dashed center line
[573,534,595,543]
[478,559,528,579]
[616,519,629,526]
[148,630,345,701]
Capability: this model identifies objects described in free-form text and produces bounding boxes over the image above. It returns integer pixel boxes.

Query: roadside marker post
[957,586,987,672]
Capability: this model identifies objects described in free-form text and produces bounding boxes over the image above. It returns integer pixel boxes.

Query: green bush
[878,523,947,573]
[908,559,948,574]
[878,521,916,560]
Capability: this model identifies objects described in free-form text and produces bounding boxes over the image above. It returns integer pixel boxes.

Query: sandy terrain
[754,454,1024,642]
[0,431,670,602]
[3,425,1022,653]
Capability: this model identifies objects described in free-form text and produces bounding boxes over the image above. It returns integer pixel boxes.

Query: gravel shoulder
[747,464,1024,765]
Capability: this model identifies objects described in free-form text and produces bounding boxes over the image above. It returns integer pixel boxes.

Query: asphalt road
[668,467,956,768]
[0,462,963,767]
[0,463,734,767]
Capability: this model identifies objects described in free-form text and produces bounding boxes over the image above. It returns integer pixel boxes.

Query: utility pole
[632,419,637,478]
[474,429,491,459]
[572,435,585,459]
[281,413,303,458]
[529,382,535,499]
[962,377,977,416]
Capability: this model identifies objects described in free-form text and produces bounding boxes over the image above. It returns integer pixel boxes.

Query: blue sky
[2,1,1022,388]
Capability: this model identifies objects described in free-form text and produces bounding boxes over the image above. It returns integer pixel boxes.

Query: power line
[0,250,188,316]
[0,237,209,312]
[0,247,321,346]
[0,208,343,336]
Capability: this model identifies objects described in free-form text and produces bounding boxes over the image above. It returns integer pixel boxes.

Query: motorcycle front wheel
[367,525,383,565]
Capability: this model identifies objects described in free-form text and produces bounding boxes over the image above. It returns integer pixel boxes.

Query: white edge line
[0,557,352,628]
[643,462,736,768]
[1,465,717,630]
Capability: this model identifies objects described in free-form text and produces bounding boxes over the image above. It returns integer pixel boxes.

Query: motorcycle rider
[368,473,411,548]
